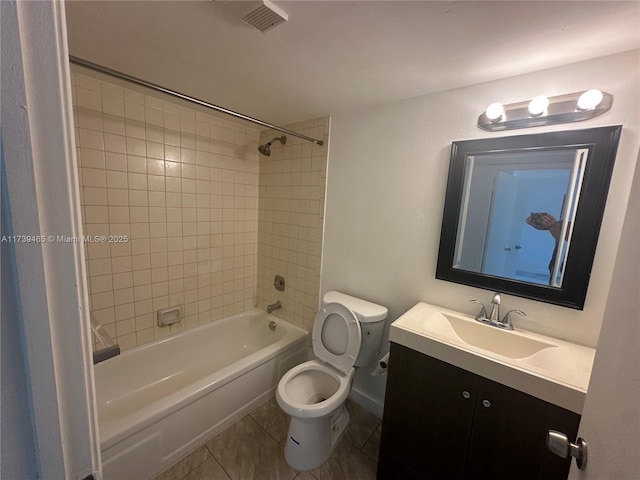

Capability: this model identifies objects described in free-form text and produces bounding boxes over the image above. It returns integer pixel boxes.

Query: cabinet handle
[462,391,471,399]
[482,399,491,408]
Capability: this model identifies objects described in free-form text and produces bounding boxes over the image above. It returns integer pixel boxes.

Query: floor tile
[182,458,230,480]
[206,415,297,480]
[309,439,377,480]
[343,399,380,449]
[151,445,211,480]
[249,396,290,443]
[293,471,317,480]
[361,424,381,462]
[153,396,382,480]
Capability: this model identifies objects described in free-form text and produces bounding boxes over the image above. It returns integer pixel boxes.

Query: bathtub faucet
[267,301,282,313]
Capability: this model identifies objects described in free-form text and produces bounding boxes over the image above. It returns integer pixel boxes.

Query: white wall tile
[127,172,147,190]
[126,137,146,157]
[148,175,165,192]
[129,190,148,207]
[74,68,263,350]
[127,155,146,173]
[145,106,163,127]
[76,87,102,112]
[104,133,126,154]
[256,119,329,331]
[79,128,104,150]
[102,94,125,117]
[83,187,107,206]
[109,206,130,223]
[148,158,164,175]
[103,114,126,136]
[107,189,129,206]
[125,101,145,122]
[105,152,127,171]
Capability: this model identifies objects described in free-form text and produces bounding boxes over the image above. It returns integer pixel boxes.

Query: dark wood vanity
[377,342,580,480]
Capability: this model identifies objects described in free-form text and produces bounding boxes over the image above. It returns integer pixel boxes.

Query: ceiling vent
[242,0,288,33]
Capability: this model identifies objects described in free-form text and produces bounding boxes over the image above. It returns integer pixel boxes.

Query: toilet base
[283,404,350,471]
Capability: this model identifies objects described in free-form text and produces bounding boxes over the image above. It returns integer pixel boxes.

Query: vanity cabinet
[378,343,581,480]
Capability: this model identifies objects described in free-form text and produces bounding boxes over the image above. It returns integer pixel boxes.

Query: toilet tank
[322,291,388,367]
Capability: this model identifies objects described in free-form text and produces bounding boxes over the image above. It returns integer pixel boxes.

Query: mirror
[437,126,622,309]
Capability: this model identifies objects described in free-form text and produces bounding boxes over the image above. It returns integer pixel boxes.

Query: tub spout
[267,301,281,314]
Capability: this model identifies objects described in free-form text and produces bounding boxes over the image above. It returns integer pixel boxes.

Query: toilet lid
[312,302,362,374]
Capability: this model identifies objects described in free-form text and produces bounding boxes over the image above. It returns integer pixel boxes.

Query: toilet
[276,291,388,471]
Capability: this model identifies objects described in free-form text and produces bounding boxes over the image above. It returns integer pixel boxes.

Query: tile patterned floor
[152,397,381,480]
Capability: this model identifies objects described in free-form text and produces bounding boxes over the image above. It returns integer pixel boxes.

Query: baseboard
[348,386,384,419]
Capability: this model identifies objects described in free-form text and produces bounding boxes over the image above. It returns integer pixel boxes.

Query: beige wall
[72,68,261,351]
[323,50,640,409]
[256,119,330,334]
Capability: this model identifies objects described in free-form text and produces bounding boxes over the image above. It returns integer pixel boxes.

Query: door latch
[547,430,588,470]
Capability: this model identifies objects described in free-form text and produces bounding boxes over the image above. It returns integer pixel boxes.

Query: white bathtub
[94,309,308,480]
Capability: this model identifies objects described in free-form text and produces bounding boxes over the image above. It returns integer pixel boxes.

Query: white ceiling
[65,1,640,126]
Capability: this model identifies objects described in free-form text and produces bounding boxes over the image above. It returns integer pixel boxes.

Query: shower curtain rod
[68,56,324,146]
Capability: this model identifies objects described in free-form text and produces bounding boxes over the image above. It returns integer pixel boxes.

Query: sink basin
[418,310,556,359]
[522,346,594,387]
[390,302,596,414]
[441,313,556,359]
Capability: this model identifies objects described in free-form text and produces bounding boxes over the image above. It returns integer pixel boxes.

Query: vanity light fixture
[485,102,505,123]
[478,90,613,131]
[528,95,549,117]
[576,89,604,111]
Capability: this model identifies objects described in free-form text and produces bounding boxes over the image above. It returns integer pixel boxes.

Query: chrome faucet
[267,301,281,313]
[500,310,526,330]
[470,293,524,330]
[469,299,488,322]
[488,292,501,322]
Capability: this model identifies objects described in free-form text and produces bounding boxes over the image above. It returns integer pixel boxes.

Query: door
[483,171,520,277]
[3,2,100,478]
[567,159,640,479]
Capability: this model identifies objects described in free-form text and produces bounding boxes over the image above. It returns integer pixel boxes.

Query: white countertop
[390,302,595,414]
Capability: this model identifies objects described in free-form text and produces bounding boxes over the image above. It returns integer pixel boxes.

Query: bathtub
[94,308,308,480]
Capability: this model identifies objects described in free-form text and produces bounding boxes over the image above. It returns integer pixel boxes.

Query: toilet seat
[312,302,362,374]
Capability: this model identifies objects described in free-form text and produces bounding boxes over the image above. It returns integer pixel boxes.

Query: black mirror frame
[436,125,622,309]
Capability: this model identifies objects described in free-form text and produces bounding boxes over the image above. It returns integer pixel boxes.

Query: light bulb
[486,102,505,122]
[528,96,549,117]
[577,89,603,111]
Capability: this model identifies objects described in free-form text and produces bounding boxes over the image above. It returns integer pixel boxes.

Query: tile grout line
[203,441,234,480]
[248,406,284,446]
[244,412,318,480]
[359,422,380,452]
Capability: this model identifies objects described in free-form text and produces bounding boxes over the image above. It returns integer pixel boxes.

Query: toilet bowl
[278,359,353,418]
[276,291,388,471]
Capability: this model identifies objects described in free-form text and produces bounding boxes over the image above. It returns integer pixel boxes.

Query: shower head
[258,136,287,156]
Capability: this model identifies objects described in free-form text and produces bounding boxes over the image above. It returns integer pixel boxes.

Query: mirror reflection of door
[453,148,586,287]
[484,169,571,282]
[483,171,520,278]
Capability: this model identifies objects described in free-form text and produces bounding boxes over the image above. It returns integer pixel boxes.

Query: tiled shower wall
[256,119,329,333]
[71,69,261,351]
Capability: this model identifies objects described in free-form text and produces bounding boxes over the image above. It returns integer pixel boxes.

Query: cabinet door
[465,377,580,480]
[378,343,479,480]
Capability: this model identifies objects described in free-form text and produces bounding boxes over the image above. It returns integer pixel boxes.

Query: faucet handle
[469,299,487,320]
[501,309,526,329]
